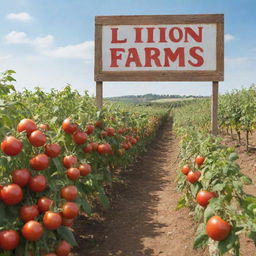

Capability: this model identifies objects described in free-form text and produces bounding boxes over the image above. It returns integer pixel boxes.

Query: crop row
[173,104,256,255]
[219,85,256,151]
[0,70,170,255]
[172,85,256,151]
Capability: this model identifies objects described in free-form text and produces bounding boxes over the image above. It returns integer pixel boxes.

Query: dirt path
[72,121,208,256]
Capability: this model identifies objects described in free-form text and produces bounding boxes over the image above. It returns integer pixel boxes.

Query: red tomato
[105,143,112,154]
[187,171,201,184]
[63,155,77,168]
[62,118,78,134]
[90,142,98,151]
[106,127,115,136]
[121,143,129,150]
[182,165,191,175]
[130,138,137,145]
[127,142,132,149]
[55,240,72,256]
[72,131,87,144]
[66,168,80,180]
[62,217,74,227]
[17,119,37,135]
[29,175,47,192]
[195,155,205,166]
[196,191,217,207]
[0,230,20,250]
[78,163,92,176]
[45,143,61,158]
[85,124,95,135]
[83,144,93,153]
[43,211,62,230]
[101,131,108,137]
[117,128,124,134]
[62,202,79,219]
[37,197,53,212]
[39,123,49,131]
[1,184,23,205]
[61,185,78,201]
[206,216,231,241]
[94,120,102,128]
[97,144,109,154]
[28,130,46,147]
[30,153,49,170]
[12,168,31,187]
[1,136,23,156]
[22,220,43,241]
[19,205,39,222]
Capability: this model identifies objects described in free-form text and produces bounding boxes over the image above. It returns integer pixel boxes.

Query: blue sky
[0,0,255,96]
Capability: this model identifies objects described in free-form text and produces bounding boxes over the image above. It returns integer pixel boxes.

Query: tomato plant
[174,98,256,255]
[0,70,170,255]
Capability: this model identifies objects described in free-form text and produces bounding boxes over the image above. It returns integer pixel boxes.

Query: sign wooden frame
[94,14,224,136]
[95,14,224,82]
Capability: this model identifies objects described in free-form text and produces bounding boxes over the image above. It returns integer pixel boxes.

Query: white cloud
[33,35,54,49]
[7,12,32,22]
[5,31,54,49]
[225,34,235,43]
[4,31,93,60]
[5,31,29,44]
[43,41,94,60]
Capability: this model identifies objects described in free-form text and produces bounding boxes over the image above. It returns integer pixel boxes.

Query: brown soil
[70,124,256,256]
[71,120,208,256]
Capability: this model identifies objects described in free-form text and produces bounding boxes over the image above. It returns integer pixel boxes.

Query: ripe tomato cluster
[181,155,231,242]
[0,109,163,255]
[0,118,90,255]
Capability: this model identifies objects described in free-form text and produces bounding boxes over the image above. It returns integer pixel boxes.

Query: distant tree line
[106,93,207,103]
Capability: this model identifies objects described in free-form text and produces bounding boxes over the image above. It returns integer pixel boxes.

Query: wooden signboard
[94,14,224,135]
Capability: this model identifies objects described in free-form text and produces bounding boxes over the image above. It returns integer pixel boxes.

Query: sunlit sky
[0,0,255,97]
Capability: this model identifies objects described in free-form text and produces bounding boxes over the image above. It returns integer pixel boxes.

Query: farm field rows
[0,70,170,255]
[1,70,256,255]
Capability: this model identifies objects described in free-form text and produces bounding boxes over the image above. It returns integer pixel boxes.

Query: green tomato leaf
[229,152,239,161]
[190,182,202,198]
[76,198,92,215]
[193,223,208,249]
[218,229,238,255]
[176,195,187,210]
[57,226,78,246]
[98,187,110,209]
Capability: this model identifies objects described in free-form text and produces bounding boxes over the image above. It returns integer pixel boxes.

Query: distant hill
[106,94,206,103]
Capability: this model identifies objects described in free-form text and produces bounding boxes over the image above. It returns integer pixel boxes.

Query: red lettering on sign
[184,27,203,42]
[134,27,143,43]
[188,47,204,67]
[146,28,155,43]
[111,28,127,43]
[125,48,142,67]
[110,48,125,67]
[169,27,183,42]
[159,27,167,43]
[164,48,185,67]
[145,48,161,67]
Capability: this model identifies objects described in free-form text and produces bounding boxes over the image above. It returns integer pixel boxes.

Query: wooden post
[96,81,103,108]
[211,81,219,136]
